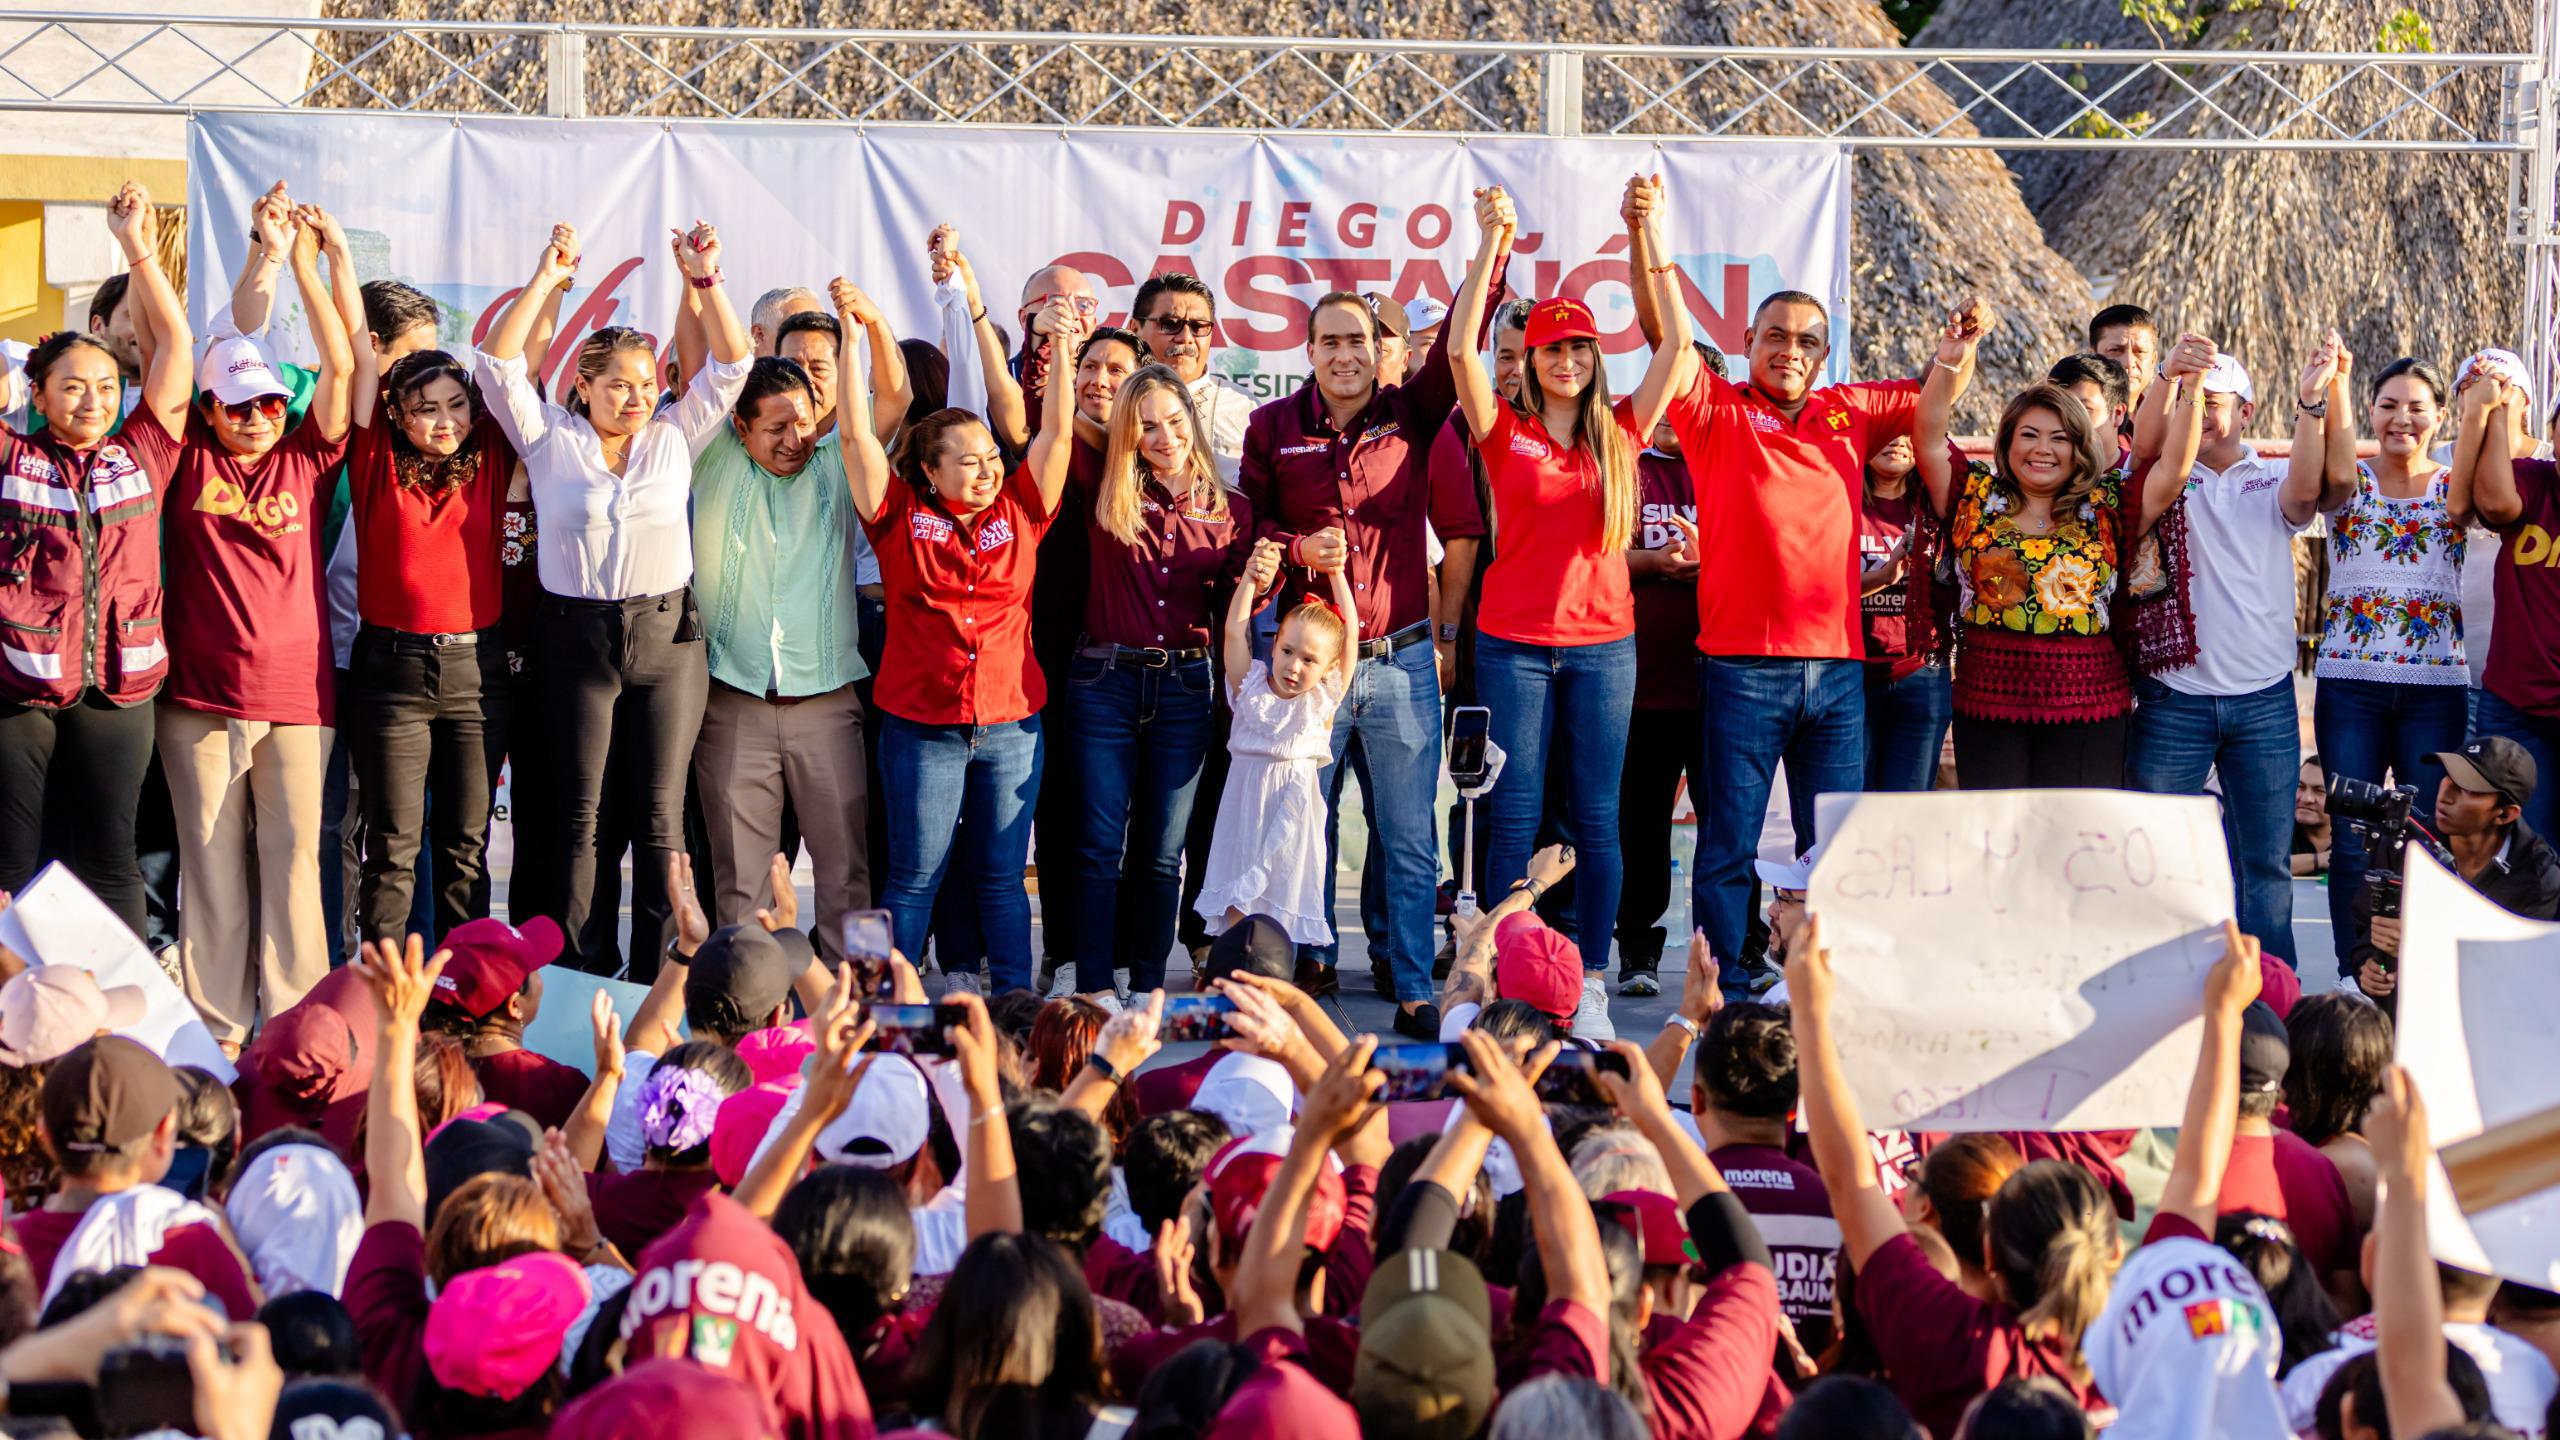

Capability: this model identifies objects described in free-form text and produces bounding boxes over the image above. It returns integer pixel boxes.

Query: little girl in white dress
[1193,539,1361,946]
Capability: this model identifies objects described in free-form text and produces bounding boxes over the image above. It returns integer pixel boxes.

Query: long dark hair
[380,348,485,493]
[903,1232,1109,1440]
[773,1165,916,1340]
[2283,993,2392,1147]
[2214,1212,2343,1377]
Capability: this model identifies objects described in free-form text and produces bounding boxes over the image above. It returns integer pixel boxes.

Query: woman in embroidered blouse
[2311,355,2469,961]
[1916,303,2199,789]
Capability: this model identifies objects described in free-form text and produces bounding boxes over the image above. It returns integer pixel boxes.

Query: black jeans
[538,589,708,977]
[348,626,511,944]
[1952,712,2129,790]
[1617,706,1702,967]
[0,692,157,936]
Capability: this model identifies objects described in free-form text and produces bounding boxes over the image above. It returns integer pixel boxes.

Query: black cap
[684,925,809,1035]
[1204,914,1295,984]
[2433,738,2538,811]
[423,1109,539,1222]
[2239,1001,2291,1095]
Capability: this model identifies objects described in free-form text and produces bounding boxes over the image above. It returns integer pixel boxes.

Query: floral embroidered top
[2317,464,2466,685]
[1952,461,2126,636]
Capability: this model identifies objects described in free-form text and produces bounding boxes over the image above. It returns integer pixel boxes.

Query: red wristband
[689,269,723,290]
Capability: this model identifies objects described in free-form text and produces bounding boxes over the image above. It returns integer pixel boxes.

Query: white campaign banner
[1806,790,2234,1132]
[2395,849,2560,1287]
[187,115,1849,400]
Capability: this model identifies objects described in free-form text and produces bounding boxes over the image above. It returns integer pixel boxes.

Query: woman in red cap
[1445,178,1695,1038]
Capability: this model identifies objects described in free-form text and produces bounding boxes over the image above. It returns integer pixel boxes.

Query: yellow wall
[0,156,189,344]
[0,202,49,343]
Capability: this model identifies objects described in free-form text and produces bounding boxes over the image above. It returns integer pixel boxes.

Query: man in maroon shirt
[1241,285,1495,1025]
[23,1037,259,1320]
[1685,1002,1840,1362]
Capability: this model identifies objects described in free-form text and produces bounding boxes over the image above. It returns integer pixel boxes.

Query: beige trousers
[157,704,334,1045]
[694,681,870,960]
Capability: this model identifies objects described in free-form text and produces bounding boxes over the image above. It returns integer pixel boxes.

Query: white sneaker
[1045,966,1078,1001]
[1572,972,1616,1043]
[1091,989,1125,1016]
[942,970,982,1000]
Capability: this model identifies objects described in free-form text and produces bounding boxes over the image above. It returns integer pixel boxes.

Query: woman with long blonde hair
[1061,362,1252,997]
[1446,178,1694,1037]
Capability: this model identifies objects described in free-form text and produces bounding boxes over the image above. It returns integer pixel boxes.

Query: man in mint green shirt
[691,326,875,959]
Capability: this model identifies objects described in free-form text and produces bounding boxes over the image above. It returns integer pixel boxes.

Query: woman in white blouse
[474,220,750,977]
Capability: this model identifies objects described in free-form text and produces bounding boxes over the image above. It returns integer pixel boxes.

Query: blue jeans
[1066,654,1215,993]
[1692,657,1866,990]
[878,713,1044,991]
[2127,675,2301,967]
[1312,635,1443,1004]
[2475,688,2560,840]
[1477,633,1636,972]
[1863,661,1953,793]
[2312,676,2467,969]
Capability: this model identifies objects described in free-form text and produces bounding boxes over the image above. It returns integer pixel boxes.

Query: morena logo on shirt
[1508,432,1552,461]
[2107,1254,2262,1349]
[619,1258,801,1351]
[1276,442,1328,458]
[910,512,955,544]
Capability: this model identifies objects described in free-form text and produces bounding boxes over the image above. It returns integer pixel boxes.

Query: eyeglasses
[215,395,287,423]
[1026,294,1100,316]
[1147,316,1215,337]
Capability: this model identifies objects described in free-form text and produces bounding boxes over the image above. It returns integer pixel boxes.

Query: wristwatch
[1436,621,1460,643]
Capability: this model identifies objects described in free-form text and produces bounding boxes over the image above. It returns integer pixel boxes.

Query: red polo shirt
[1474,406,1639,647]
[862,463,1057,726]
[1663,367,1920,659]
[1241,307,1491,640]
[1081,473,1253,651]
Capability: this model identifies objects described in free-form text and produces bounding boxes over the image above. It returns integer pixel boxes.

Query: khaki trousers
[157,704,334,1044]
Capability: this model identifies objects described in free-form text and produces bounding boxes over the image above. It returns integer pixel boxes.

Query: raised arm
[1442,844,1576,1013]
[485,223,577,364]
[2141,337,2209,536]
[1448,186,1513,443]
[2321,344,2359,512]
[1623,174,1666,352]
[1914,299,1988,518]
[1600,1038,1730,1208]
[2156,922,2262,1235]
[1784,918,1905,1270]
[2367,1067,2467,1438]
[1235,1041,1384,1337]
[2281,334,2345,527]
[836,283,912,444]
[670,241,707,397]
[1451,1030,1610,1315]
[948,993,1021,1240]
[1022,301,1085,517]
[932,225,1027,447]
[1226,538,1279,682]
[623,856,709,1052]
[290,206,355,443]
[831,278,894,525]
[1644,929,1720,1092]
[2468,373,2526,528]
[352,936,445,1233]
[1623,177,1698,438]
[562,992,627,1172]
[732,968,874,1220]
[1327,562,1361,686]
[225,183,294,338]
[681,222,750,366]
[108,183,193,440]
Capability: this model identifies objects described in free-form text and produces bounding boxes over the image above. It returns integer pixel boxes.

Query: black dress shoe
[1292,956,1339,999]
[1392,1002,1443,1041]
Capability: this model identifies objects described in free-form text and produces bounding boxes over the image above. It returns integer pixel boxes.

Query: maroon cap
[431,916,564,1019]
[552,1359,774,1440]
[1207,1131,1347,1256]
[1598,1189,1690,1269]
[251,1002,356,1107]
[1494,913,1582,1025]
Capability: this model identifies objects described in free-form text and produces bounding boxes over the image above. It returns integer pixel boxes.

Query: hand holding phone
[841,908,894,997]
[866,1001,967,1058]
[1370,1042,1469,1102]
[1532,1047,1633,1106]
[1159,994,1236,1044]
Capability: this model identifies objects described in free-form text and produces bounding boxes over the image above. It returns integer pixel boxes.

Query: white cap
[2200,354,2254,404]
[812,1051,930,1166]
[2083,1236,2287,1440]
[1752,837,1830,894]
[198,335,291,406]
[1404,296,1450,335]
[2455,348,2534,417]
[1191,1052,1296,1139]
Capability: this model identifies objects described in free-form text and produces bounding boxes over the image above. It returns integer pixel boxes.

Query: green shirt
[692,427,867,696]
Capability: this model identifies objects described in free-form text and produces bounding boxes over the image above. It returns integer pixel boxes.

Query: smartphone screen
[842,908,894,995]
[867,1002,966,1058]
[1159,994,1236,1043]
[1448,706,1491,788]
[1371,1042,1469,1102]
[1533,1048,1632,1106]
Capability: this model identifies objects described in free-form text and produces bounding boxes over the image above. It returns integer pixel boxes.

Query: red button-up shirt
[861,463,1056,726]
[1081,471,1254,651]
[1241,297,1496,639]
[1665,368,1919,660]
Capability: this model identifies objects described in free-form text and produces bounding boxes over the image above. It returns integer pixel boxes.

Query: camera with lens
[2326,772,2450,930]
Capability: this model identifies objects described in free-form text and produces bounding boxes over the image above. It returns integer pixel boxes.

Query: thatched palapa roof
[313,0,2095,423]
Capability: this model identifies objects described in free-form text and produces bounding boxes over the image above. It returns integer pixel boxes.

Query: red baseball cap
[1494,912,1583,1025]
[1522,297,1601,349]
[431,916,565,1019]
[553,1359,773,1440]
[424,1252,590,1398]
[1598,1189,1690,1268]
[1207,1130,1347,1256]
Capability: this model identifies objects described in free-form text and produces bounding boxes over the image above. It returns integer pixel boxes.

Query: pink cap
[1493,913,1583,1025]
[710,1081,793,1188]
[0,967,148,1066]
[424,1100,509,1149]
[734,1022,816,1086]
[424,1252,590,1398]
[551,1359,771,1440]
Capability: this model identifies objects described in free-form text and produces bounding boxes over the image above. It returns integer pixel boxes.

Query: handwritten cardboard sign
[1806,790,2232,1131]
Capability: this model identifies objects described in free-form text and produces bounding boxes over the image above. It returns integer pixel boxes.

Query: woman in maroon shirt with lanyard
[852,297,1085,989]
[0,183,190,935]
[1447,179,1694,1033]
[1062,363,1252,998]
